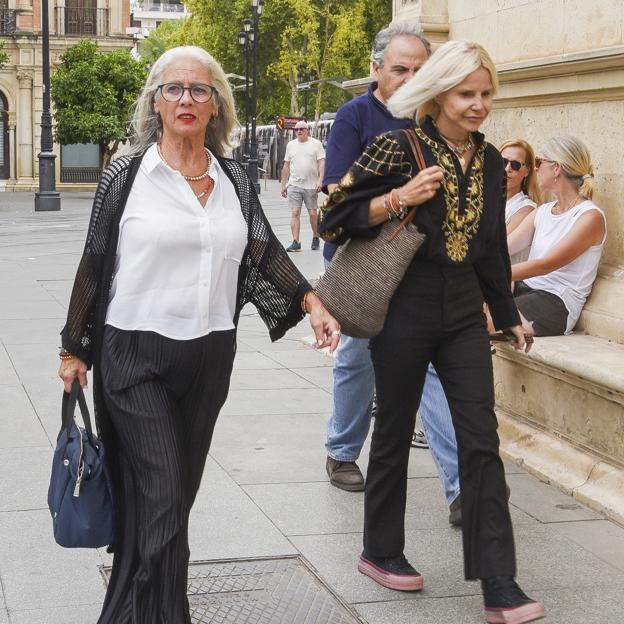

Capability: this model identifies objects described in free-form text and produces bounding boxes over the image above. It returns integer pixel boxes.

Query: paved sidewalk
[0,181,623,623]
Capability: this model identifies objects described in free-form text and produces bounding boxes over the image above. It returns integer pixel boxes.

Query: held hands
[58,356,88,393]
[398,166,444,207]
[304,291,341,353]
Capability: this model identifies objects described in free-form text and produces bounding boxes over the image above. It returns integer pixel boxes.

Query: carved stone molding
[16,70,34,86]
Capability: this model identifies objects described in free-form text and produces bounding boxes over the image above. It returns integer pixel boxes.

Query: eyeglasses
[503,158,525,172]
[535,157,556,169]
[295,128,307,132]
[157,83,218,103]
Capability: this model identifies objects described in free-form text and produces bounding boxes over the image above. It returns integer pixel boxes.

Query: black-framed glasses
[503,158,525,172]
[535,157,556,169]
[157,83,218,103]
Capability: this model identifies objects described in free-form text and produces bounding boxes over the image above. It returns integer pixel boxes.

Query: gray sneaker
[311,237,320,250]
[286,240,301,252]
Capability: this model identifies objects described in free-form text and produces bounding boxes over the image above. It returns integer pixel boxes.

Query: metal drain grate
[103,556,363,624]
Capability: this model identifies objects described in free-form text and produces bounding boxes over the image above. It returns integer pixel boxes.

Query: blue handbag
[47,379,115,548]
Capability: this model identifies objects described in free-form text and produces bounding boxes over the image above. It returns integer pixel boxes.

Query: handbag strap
[61,379,95,445]
[387,129,427,241]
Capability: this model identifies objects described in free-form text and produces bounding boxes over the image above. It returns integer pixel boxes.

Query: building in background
[129,0,186,35]
[0,0,132,190]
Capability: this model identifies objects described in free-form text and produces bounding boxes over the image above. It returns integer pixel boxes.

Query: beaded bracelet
[390,189,408,219]
[382,194,393,220]
[59,350,74,361]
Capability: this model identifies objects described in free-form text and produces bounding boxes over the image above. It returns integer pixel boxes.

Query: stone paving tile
[506,473,603,522]
[230,351,283,370]
[229,368,316,391]
[221,387,332,416]
[355,584,624,624]
[0,318,66,346]
[262,347,336,369]
[188,457,296,561]
[2,343,60,384]
[244,477,536,537]
[289,365,334,392]
[8,604,103,624]
[0,610,7,624]
[210,412,330,485]
[556,520,624,572]
[0,346,19,386]
[0,447,53,512]
[0,509,106,610]
[0,385,50,449]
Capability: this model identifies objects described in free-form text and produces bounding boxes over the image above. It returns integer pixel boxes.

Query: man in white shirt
[280,121,325,251]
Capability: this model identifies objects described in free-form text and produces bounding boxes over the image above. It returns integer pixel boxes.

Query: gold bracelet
[59,350,74,361]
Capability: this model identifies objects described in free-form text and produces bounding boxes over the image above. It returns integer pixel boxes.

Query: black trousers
[365,260,516,580]
[98,325,236,624]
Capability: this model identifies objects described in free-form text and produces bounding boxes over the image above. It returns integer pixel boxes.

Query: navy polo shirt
[322,82,411,260]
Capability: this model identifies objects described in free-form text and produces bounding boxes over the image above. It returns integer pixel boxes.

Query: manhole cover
[103,556,363,624]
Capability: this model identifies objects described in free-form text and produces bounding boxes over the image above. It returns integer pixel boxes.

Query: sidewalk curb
[302,335,624,528]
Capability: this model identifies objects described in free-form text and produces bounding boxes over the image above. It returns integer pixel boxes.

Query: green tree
[51,40,147,166]
[0,40,9,69]
[151,0,391,122]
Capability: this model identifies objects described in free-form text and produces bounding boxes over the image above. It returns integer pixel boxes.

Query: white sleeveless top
[506,191,537,263]
[525,200,607,334]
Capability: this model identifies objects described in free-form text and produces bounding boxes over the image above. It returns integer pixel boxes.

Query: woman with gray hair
[319,40,544,623]
[58,45,339,623]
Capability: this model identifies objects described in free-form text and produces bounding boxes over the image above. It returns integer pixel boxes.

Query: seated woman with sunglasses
[505,136,607,337]
[500,139,541,263]
[58,46,339,623]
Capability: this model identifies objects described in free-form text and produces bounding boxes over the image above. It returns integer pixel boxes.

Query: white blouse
[105,144,248,340]
[506,191,537,264]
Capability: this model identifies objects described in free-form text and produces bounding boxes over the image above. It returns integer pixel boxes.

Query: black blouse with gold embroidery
[317,116,520,330]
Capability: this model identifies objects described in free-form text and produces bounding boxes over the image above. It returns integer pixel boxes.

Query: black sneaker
[411,429,429,448]
[286,240,301,252]
[311,236,320,250]
[358,553,423,591]
[482,576,545,623]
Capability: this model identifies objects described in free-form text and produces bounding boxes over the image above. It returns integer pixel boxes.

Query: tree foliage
[150,0,392,122]
[51,40,147,165]
[0,40,9,69]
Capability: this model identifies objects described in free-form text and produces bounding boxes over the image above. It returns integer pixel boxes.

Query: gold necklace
[157,144,212,181]
[554,194,580,214]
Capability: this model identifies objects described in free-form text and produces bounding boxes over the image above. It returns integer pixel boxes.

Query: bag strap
[61,379,95,445]
[387,129,427,241]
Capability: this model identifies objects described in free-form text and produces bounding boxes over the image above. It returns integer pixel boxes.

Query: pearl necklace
[157,144,212,181]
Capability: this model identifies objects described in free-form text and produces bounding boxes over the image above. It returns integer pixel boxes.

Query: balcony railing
[0,8,17,35]
[55,6,109,36]
[133,2,186,13]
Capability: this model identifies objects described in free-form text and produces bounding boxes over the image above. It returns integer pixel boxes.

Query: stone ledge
[497,409,624,527]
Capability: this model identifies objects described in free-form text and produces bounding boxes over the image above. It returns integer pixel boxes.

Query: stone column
[16,70,34,179]
[8,113,17,180]
[393,0,449,45]
[55,0,65,35]
[96,0,107,36]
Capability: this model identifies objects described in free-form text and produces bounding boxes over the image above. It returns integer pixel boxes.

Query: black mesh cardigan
[61,150,311,454]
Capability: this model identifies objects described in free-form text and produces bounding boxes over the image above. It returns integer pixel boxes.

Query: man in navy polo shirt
[323,24,461,523]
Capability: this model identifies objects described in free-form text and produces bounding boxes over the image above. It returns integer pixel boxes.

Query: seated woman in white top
[506,136,607,336]
[500,139,541,263]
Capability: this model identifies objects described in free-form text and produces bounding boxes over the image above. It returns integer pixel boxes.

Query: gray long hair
[371,22,432,67]
[128,46,238,157]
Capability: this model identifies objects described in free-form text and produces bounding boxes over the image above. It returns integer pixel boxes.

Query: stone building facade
[0,0,132,190]
[394,0,624,523]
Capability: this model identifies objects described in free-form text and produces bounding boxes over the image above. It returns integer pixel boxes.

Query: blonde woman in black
[319,41,543,624]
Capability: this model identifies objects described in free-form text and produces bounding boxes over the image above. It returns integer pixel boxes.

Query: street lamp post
[247,0,264,194]
[239,18,252,162]
[34,0,61,212]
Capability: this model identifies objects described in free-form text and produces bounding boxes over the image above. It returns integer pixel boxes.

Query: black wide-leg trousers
[98,325,236,624]
[365,260,516,580]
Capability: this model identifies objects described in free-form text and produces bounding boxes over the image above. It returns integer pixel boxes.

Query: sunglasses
[535,157,556,169]
[503,158,526,172]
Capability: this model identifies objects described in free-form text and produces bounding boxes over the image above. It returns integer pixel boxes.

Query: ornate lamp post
[247,0,264,194]
[239,18,252,162]
[35,0,61,211]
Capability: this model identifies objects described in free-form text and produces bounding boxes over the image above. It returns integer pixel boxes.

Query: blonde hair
[387,40,498,124]
[129,46,238,157]
[499,138,542,205]
[540,136,595,200]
